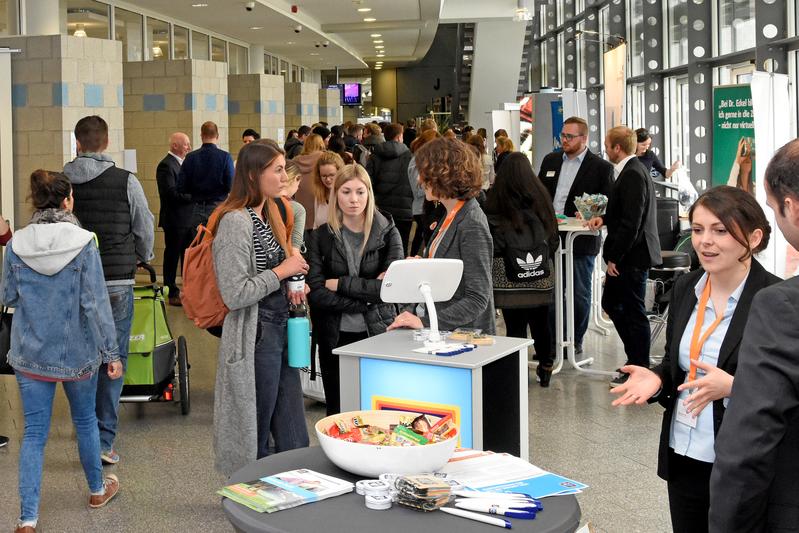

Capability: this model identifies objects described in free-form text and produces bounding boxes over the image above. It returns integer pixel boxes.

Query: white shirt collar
[693,271,750,305]
[613,154,637,177]
[168,151,184,165]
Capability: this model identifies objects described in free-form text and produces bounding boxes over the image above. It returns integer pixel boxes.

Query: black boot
[536,365,553,388]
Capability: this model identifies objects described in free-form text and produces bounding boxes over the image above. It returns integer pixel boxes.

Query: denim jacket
[1,220,120,379]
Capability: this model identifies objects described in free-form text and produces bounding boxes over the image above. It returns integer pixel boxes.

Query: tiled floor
[0,306,671,532]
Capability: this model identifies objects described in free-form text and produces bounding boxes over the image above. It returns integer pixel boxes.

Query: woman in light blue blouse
[610,186,780,533]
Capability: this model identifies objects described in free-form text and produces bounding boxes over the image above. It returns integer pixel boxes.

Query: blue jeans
[17,372,103,523]
[549,253,596,349]
[253,292,309,459]
[96,285,133,453]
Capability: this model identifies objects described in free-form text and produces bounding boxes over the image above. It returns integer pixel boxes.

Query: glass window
[556,0,565,26]
[191,30,209,60]
[667,0,688,67]
[280,60,289,82]
[211,37,226,62]
[114,7,143,61]
[718,0,756,55]
[557,32,565,88]
[291,64,300,82]
[628,0,644,76]
[228,43,247,74]
[575,0,585,15]
[0,0,10,35]
[665,76,690,172]
[67,0,110,39]
[627,82,645,128]
[715,62,755,85]
[145,17,169,61]
[539,4,547,35]
[599,6,609,83]
[173,25,189,59]
[576,21,587,88]
[540,40,549,86]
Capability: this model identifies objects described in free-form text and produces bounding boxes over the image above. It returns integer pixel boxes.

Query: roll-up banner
[602,44,626,129]
[711,85,755,189]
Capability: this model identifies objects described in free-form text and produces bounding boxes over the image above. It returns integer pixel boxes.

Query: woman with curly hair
[388,137,495,333]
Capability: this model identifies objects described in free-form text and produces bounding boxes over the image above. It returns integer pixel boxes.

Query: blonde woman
[311,151,345,229]
[306,165,403,415]
[494,136,515,173]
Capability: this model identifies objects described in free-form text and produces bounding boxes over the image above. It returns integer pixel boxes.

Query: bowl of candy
[573,193,608,221]
[315,410,459,477]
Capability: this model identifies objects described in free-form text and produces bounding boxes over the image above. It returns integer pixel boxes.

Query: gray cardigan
[424,198,496,334]
[211,209,282,475]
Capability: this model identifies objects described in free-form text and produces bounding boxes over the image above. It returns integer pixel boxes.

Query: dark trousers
[409,215,425,257]
[601,266,650,367]
[667,449,713,533]
[502,306,553,367]
[162,226,194,296]
[318,330,369,416]
[394,219,413,256]
[253,292,309,459]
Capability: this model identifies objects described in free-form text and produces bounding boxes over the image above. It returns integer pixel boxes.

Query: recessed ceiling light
[358,7,371,12]
[373,40,384,43]
[286,41,295,44]
[370,33,382,37]
[310,52,319,55]
[374,45,384,49]
[191,2,208,6]
[250,26,263,30]
[364,17,376,22]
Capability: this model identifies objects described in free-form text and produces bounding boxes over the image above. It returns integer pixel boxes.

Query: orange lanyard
[688,277,724,381]
[427,200,465,258]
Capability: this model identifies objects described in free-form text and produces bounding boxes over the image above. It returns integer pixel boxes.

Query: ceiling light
[370,33,382,37]
[364,17,376,22]
[373,40,384,43]
[286,41,295,44]
[152,46,163,57]
[358,7,371,12]
[73,24,87,37]
[250,26,263,30]
[191,2,208,6]
[310,52,319,56]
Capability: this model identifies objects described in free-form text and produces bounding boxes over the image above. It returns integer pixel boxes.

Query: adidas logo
[516,253,543,271]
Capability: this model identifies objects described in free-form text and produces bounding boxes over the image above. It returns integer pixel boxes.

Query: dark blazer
[307,211,403,348]
[155,154,193,229]
[651,261,780,481]
[602,157,661,269]
[708,275,799,533]
[539,149,614,256]
[177,143,234,203]
[423,198,496,334]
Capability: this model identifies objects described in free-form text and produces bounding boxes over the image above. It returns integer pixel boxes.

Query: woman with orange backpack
[209,142,310,475]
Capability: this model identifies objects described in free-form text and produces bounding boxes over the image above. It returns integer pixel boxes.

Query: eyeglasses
[560,133,585,141]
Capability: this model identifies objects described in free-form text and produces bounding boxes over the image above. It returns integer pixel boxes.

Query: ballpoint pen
[440,507,512,529]
[455,498,543,512]
[453,490,534,501]
[454,500,538,519]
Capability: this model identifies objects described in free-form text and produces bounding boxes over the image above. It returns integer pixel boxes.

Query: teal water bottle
[287,303,311,368]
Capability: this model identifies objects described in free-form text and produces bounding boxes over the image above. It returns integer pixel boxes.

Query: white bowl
[315,410,459,478]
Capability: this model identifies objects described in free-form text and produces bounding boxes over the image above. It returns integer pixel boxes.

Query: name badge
[675,399,698,429]
[546,170,556,177]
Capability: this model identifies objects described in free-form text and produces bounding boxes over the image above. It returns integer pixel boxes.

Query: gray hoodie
[13,222,95,276]
[63,153,155,285]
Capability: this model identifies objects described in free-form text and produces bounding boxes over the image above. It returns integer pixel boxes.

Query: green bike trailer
[120,264,190,415]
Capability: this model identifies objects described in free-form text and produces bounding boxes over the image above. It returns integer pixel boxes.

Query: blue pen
[455,500,538,519]
[455,497,543,511]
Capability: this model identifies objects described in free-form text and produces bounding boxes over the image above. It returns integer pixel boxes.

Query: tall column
[755,0,787,74]
[642,0,665,158]
[249,44,264,74]
[318,87,342,125]
[583,7,602,152]
[284,81,319,130]
[687,0,712,191]
[228,73,285,157]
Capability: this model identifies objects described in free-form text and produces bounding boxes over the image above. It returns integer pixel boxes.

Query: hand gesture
[107,360,124,380]
[676,359,733,417]
[387,311,424,331]
[610,365,662,406]
[273,254,309,281]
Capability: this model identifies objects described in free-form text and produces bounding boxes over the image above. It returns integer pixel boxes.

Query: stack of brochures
[439,450,588,498]
[218,468,354,513]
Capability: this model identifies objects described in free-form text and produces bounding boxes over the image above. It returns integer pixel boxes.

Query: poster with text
[712,85,755,191]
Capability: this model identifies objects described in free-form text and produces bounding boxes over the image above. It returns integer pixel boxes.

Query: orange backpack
[181,198,294,331]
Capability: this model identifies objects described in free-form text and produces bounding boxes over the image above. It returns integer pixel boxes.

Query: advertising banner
[711,85,755,189]
[550,100,564,152]
[602,44,626,129]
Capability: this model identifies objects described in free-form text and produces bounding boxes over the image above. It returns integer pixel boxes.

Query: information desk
[222,446,582,533]
[333,330,533,459]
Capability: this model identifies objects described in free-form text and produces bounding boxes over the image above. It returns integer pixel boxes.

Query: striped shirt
[247,207,285,273]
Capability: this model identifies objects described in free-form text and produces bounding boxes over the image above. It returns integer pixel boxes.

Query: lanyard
[427,200,465,258]
[688,277,725,381]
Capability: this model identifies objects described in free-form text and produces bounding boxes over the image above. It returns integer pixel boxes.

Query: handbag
[0,307,14,375]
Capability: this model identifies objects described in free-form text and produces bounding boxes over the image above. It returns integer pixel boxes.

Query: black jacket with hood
[307,210,403,349]
[366,141,413,222]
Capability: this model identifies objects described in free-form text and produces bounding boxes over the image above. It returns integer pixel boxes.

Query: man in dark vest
[156,132,193,306]
[64,115,155,465]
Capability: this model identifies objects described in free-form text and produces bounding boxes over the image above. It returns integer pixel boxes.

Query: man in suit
[708,139,799,533]
[157,132,193,306]
[540,116,614,355]
[177,121,234,229]
[588,126,660,385]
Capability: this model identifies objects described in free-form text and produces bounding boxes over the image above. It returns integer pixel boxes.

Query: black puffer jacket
[307,210,404,348]
[366,141,413,222]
